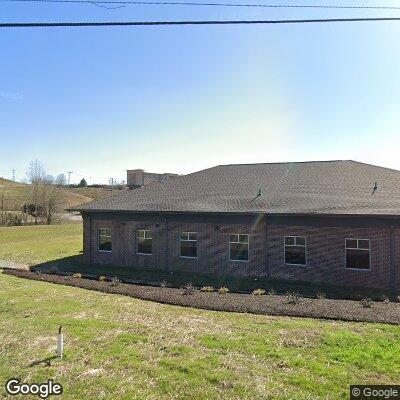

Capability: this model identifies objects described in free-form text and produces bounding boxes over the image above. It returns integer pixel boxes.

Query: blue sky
[1,1,400,183]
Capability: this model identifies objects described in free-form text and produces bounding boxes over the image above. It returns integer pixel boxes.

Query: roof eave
[68,208,400,219]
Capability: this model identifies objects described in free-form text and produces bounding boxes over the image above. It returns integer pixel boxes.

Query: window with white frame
[98,228,112,252]
[229,234,249,261]
[180,232,197,258]
[284,236,306,266]
[345,239,370,270]
[137,229,152,255]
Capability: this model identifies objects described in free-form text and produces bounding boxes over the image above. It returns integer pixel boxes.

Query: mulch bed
[4,269,400,325]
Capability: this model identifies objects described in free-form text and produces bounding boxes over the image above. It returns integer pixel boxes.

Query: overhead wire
[2,17,400,27]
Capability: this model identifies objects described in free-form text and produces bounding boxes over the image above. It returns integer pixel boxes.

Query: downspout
[164,215,169,271]
[264,213,269,277]
[390,224,396,295]
[88,213,92,265]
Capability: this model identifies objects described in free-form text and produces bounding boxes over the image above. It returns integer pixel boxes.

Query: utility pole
[67,171,73,190]
[11,169,15,181]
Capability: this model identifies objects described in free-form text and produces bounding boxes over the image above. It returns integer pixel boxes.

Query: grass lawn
[0,224,82,265]
[0,273,399,400]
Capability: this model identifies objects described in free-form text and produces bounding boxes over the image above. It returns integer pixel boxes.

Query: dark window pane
[346,249,370,269]
[138,238,152,254]
[180,232,188,240]
[188,233,197,241]
[138,230,145,239]
[180,241,197,258]
[358,240,370,250]
[99,228,110,236]
[285,246,306,265]
[285,237,295,245]
[230,243,249,261]
[346,239,357,249]
[230,234,238,243]
[99,236,112,252]
[239,234,249,244]
[296,237,305,246]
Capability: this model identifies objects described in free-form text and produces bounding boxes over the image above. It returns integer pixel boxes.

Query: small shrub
[286,292,301,305]
[98,275,106,282]
[316,292,326,300]
[0,269,3,274]
[252,288,265,296]
[160,280,168,288]
[200,286,214,293]
[379,294,390,303]
[182,282,195,295]
[72,273,82,279]
[110,277,121,287]
[360,297,373,308]
[397,296,400,303]
[267,288,276,296]
[218,286,229,295]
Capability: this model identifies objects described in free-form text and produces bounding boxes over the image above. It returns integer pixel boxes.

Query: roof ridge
[216,160,350,167]
[346,160,400,173]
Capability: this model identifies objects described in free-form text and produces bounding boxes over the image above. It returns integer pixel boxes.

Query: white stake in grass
[57,326,64,359]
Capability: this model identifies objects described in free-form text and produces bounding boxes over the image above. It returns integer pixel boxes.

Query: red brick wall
[85,216,266,276]
[165,221,266,276]
[83,214,398,290]
[267,225,391,289]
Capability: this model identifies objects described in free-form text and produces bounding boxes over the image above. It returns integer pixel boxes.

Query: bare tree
[25,160,65,225]
[42,175,63,225]
[0,187,6,226]
[55,173,67,187]
[26,159,46,225]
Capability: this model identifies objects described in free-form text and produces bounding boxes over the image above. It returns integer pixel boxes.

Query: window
[346,239,370,270]
[98,228,112,252]
[284,236,306,266]
[137,229,152,255]
[180,232,197,258]
[229,234,249,261]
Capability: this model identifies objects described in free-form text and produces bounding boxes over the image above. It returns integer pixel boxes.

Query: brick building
[126,169,178,189]
[72,161,400,292]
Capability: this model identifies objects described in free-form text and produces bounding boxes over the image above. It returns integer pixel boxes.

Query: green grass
[0,273,399,400]
[0,224,82,265]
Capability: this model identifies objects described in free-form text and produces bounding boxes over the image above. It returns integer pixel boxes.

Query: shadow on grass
[30,255,86,274]
[28,355,57,368]
[29,256,395,301]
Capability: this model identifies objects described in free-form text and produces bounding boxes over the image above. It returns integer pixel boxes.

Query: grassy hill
[0,178,91,211]
[70,186,122,200]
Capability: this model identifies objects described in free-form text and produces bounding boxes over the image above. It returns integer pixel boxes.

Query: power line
[2,17,400,27]
[4,0,400,10]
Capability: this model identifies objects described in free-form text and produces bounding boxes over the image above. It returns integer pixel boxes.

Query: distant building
[126,169,178,189]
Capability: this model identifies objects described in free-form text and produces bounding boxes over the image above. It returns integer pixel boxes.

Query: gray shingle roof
[72,160,400,215]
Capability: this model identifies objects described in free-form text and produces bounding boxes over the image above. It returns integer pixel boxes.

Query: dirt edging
[3,269,400,325]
